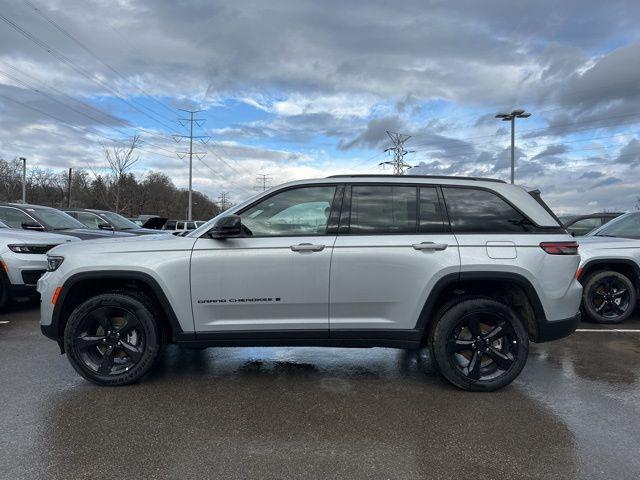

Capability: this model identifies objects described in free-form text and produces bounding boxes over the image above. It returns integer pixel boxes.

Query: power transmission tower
[218,192,230,211]
[254,173,272,192]
[379,131,414,175]
[173,109,210,220]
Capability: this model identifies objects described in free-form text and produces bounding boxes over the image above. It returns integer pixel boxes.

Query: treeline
[0,158,222,220]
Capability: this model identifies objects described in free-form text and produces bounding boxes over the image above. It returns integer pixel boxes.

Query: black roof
[326,174,506,183]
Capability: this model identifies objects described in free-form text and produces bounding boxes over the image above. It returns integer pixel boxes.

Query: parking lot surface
[1,305,640,480]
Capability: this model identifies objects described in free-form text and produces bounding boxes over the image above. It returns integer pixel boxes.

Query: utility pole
[495,109,531,184]
[379,131,414,175]
[19,157,26,203]
[67,168,72,208]
[254,173,272,192]
[218,191,229,211]
[174,110,210,220]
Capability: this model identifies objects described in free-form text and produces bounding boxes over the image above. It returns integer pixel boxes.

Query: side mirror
[98,223,113,230]
[208,214,242,239]
[21,221,45,231]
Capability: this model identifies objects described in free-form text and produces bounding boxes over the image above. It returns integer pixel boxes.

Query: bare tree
[104,136,140,213]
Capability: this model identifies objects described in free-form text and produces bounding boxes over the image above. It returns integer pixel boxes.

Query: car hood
[125,228,172,235]
[0,229,80,245]
[48,230,197,256]
[54,228,136,240]
[578,236,640,254]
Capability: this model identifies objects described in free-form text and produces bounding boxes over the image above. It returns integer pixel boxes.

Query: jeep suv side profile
[38,175,582,391]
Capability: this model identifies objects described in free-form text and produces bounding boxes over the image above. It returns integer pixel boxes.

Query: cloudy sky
[1,0,640,213]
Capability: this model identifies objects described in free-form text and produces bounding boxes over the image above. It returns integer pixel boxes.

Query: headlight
[46,256,64,272]
[8,244,56,254]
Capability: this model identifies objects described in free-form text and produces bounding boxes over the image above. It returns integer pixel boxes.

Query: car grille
[21,270,46,285]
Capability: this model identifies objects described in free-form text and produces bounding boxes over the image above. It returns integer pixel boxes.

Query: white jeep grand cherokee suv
[38,175,582,391]
[0,220,79,308]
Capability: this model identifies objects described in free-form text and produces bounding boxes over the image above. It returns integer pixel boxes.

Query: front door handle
[290,243,325,252]
[412,242,448,251]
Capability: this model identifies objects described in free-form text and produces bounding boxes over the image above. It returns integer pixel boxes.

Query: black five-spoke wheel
[74,306,145,376]
[583,270,637,324]
[447,312,518,382]
[64,293,160,385]
[430,297,529,391]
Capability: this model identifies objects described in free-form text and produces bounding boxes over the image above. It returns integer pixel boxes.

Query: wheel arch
[416,271,547,343]
[52,270,184,352]
[579,259,640,289]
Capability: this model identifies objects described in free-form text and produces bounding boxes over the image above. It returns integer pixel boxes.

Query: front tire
[429,298,529,392]
[64,292,161,386]
[582,270,636,324]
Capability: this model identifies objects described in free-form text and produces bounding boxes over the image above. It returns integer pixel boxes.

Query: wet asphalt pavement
[1,305,640,479]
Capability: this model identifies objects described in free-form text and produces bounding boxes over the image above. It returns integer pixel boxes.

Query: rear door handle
[412,242,448,251]
[290,243,325,252]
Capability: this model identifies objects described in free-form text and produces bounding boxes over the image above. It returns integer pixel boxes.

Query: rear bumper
[533,311,581,343]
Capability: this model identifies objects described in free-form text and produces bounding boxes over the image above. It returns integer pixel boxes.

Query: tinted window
[0,207,37,228]
[76,211,103,229]
[442,187,534,233]
[419,187,446,233]
[240,186,336,236]
[592,212,640,239]
[164,221,176,230]
[566,217,601,236]
[349,185,416,234]
[31,208,85,229]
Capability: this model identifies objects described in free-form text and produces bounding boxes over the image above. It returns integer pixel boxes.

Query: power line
[218,191,230,211]
[0,12,179,132]
[23,0,176,120]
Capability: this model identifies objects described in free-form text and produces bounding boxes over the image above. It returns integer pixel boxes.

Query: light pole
[19,157,26,202]
[495,109,531,184]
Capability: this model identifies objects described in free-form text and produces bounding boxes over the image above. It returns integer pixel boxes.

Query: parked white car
[0,220,79,308]
[38,175,582,391]
[578,212,640,323]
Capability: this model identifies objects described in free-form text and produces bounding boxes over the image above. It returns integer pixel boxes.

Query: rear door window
[348,185,417,234]
[419,187,446,233]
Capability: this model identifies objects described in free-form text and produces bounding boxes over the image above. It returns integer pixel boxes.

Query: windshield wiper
[595,234,617,237]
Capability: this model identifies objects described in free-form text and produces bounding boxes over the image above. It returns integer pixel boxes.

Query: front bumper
[533,311,581,343]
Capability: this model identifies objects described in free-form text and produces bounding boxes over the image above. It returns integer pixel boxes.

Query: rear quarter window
[442,187,536,233]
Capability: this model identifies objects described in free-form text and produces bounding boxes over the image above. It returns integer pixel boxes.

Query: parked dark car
[560,212,624,236]
[62,208,167,235]
[0,203,135,240]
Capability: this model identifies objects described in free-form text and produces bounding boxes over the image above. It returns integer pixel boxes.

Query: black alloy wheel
[430,298,529,391]
[73,306,145,376]
[583,270,637,324]
[447,311,519,382]
[64,293,160,385]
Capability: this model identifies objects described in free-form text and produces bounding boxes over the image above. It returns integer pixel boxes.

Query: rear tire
[64,292,161,386]
[582,270,636,324]
[429,297,529,392]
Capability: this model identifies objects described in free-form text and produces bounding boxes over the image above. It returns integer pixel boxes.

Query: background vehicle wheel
[64,292,161,386]
[0,274,9,310]
[582,270,637,324]
[429,298,529,392]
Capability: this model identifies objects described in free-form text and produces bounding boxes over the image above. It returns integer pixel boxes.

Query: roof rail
[326,174,506,183]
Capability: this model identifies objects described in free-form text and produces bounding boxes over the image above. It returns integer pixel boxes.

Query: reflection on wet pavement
[1,306,640,479]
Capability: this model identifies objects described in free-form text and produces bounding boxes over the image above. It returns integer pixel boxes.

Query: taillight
[539,241,579,255]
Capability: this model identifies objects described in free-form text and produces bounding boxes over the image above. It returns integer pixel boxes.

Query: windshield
[589,212,640,239]
[30,208,86,230]
[98,211,140,230]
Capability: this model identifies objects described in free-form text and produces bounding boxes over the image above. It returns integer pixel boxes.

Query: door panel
[329,234,459,330]
[191,236,335,332]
